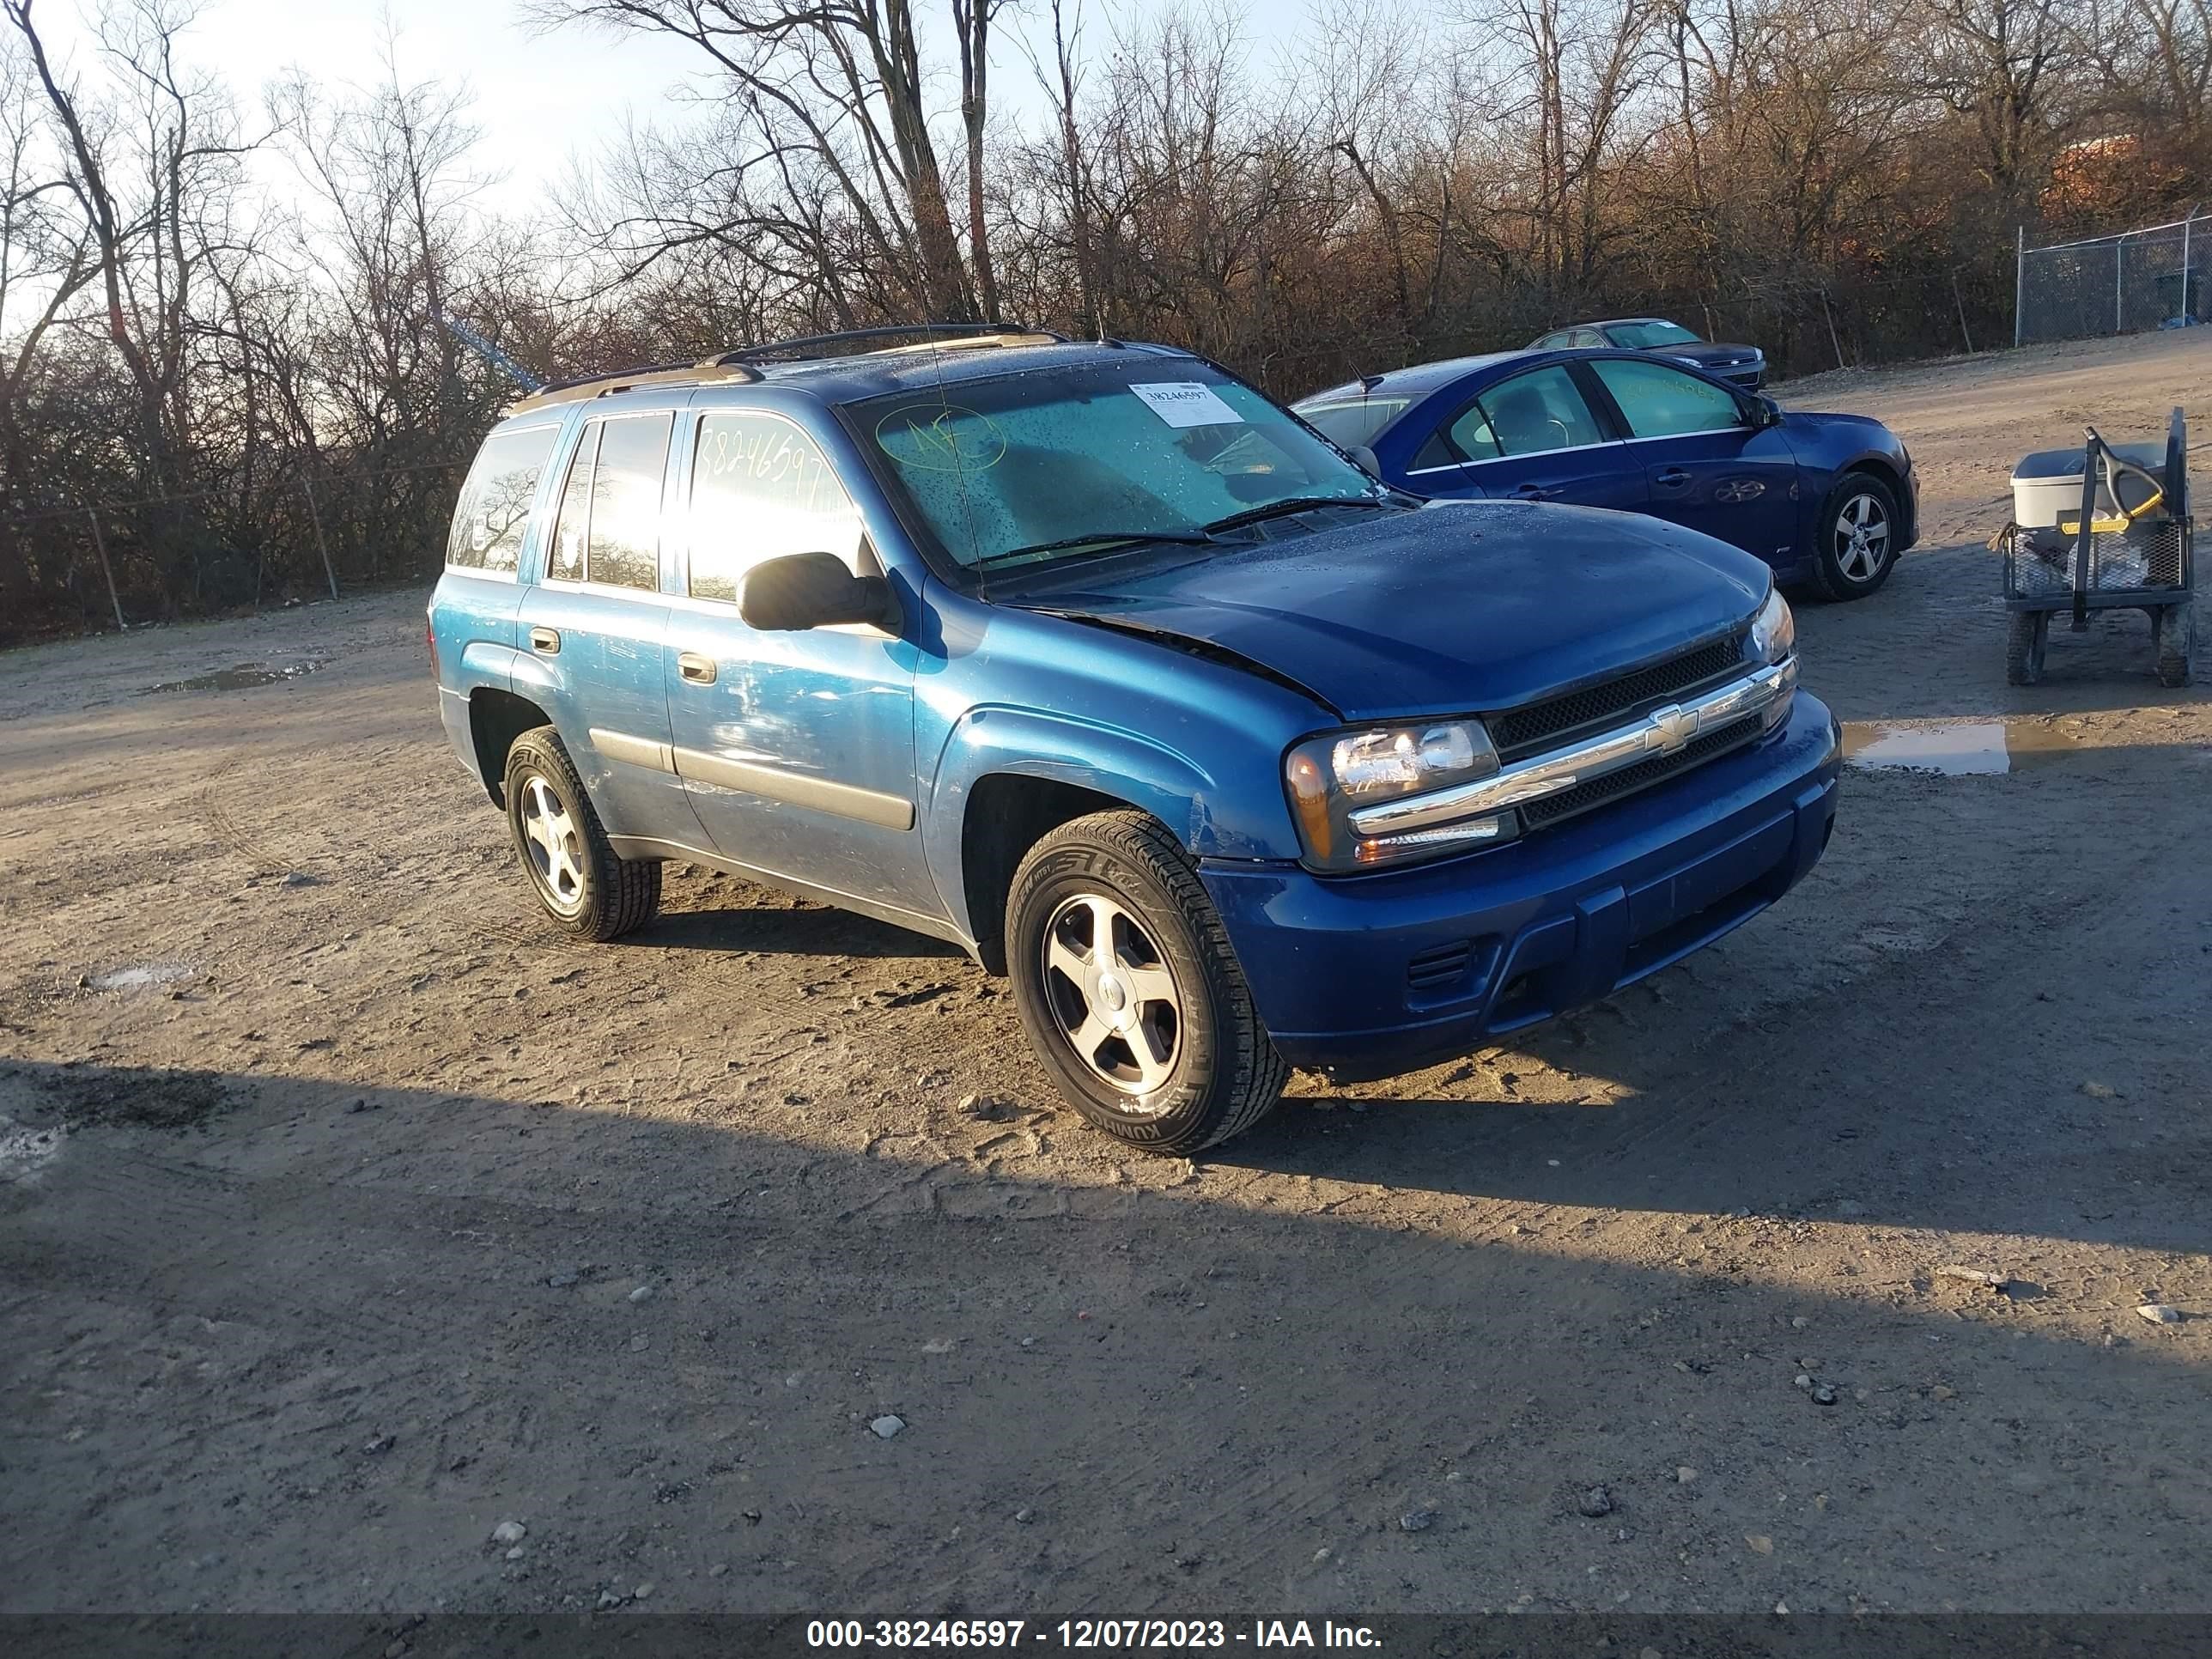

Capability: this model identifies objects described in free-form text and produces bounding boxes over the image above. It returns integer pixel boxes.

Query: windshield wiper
[975,529,1218,569]
[1200,495,1395,535]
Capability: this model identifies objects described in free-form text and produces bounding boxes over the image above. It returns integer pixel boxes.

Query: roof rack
[718,321,1067,364]
[501,323,1071,416]
[504,356,765,416]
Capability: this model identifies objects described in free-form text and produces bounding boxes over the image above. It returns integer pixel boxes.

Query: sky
[22,0,1316,210]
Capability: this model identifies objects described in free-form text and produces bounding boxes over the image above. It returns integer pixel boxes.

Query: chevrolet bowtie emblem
[1649,703,1698,754]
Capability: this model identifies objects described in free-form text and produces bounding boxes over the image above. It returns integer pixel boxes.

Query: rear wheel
[1810,472,1901,601]
[2005,611,2047,685]
[502,726,661,941]
[1006,810,1287,1155]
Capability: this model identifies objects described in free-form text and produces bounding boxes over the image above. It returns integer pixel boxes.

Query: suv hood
[1009,501,1771,722]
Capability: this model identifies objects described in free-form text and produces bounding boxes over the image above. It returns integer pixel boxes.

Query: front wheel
[1006,811,1288,1154]
[1810,472,1901,601]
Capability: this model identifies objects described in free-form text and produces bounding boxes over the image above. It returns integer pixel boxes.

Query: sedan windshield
[851,363,1379,572]
[1606,320,1704,349]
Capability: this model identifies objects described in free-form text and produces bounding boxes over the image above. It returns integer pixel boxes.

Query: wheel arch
[929,708,1251,975]
[468,687,556,805]
[957,775,1140,974]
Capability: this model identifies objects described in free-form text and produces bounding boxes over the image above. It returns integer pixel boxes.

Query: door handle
[529,626,561,654]
[1656,467,1692,488]
[1512,483,1560,501]
[677,651,718,685]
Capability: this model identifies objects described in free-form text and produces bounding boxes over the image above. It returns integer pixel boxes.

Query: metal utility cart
[2001,409,2195,687]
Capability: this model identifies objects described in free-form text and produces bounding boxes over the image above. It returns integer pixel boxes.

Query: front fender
[923,706,1288,941]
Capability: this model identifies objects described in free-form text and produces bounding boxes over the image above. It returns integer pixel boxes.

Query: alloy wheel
[517,772,587,915]
[1039,891,1182,1098]
[1833,491,1892,584]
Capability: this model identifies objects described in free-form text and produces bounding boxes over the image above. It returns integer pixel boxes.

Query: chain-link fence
[2016,213,2209,345]
[0,455,474,648]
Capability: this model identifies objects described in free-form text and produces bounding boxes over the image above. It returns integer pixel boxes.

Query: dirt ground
[2,329,2209,1619]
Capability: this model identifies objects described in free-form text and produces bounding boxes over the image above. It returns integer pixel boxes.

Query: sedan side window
[688,412,863,604]
[1589,358,1744,439]
[1568,328,1607,348]
[1448,366,1606,459]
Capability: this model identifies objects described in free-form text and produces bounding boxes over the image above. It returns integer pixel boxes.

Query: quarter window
[1447,366,1607,459]
[1589,358,1743,439]
[447,426,557,573]
[687,413,862,604]
[545,413,674,589]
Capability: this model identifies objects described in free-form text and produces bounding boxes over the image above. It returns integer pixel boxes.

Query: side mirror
[1750,393,1783,428]
[1347,444,1383,478]
[739,551,899,633]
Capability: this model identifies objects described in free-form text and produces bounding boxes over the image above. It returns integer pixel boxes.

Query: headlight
[1748,587,1795,665]
[1747,588,1797,732]
[1284,719,1512,872]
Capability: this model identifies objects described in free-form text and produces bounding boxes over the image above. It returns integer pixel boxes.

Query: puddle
[88,962,194,993]
[1842,720,2087,775]
[144,659,324,694]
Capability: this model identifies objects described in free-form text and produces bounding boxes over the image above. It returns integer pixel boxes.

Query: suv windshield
[1607,320,1703,349]
[851,362,1378,572]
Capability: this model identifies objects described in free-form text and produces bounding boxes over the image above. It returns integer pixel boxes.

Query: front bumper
[1200,692,1840,1078]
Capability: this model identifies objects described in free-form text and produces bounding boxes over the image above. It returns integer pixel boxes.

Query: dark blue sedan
[1530,319,1765,389]
[1294,348,1917,600]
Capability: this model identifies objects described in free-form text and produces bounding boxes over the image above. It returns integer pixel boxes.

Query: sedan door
[661,407,936,920]
[1413,363,1647,512]
[1579,356,1803,567]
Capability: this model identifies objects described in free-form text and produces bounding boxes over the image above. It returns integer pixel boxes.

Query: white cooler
[2010,441,2168,529]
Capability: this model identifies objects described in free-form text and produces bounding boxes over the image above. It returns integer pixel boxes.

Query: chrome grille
[1519,717,1762,830]
[1489,637,1745,758]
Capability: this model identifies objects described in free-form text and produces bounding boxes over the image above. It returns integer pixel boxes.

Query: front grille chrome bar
[1347,657,1797,838]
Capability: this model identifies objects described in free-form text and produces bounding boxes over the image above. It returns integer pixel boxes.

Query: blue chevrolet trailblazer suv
[430,325,1840,1153]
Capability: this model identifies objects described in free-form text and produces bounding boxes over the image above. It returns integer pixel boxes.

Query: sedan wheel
[1812,473,1902,600]
[1834,491,1891,582]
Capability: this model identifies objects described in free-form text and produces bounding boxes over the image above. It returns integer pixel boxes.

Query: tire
[1005,810,1288,1155]
[2156,600,2196,689]
[2005,611,2046,685]
[502,726,661,942]
[1809,471,1902,601]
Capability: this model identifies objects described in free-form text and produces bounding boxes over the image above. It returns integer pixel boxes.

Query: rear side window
[1589,358,1742,438]
[1448,366,1606,459]
[447,426,558,573]
[545,412,674,590]
[1295,398,1410,452]
[687,412,862,604]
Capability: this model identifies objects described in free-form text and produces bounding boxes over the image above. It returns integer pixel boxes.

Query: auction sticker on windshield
[1130,382,1243,428]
